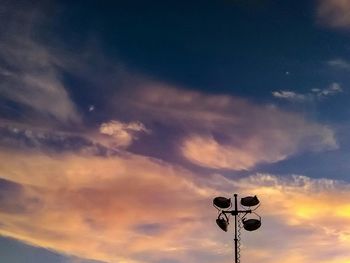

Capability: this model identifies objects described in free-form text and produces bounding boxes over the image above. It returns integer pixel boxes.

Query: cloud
[0,119,152,155]
[317,0,350,28]
[236,174,350,263]
[0,150,214,263]
[114,85,337,170]
[0,4,81,125]
[327,58,350,70]
[272,83,343,103]
[313,82,343,96]
[271,91,307,101]
[0,149,350,263]
[0,38,81,124]
[0,124,117,156]
[99,120,150,148]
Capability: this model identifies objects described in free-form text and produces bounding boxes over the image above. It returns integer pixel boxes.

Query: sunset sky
[1,1,350,262]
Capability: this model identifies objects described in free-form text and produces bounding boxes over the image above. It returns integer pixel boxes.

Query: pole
[214,194,260,263]
[234,194,238,263]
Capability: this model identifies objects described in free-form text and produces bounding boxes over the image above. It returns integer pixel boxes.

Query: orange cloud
[0,150,217,262]
[98,120,150,148]
[1,149,350,263]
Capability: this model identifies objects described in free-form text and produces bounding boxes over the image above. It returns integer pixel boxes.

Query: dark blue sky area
[28,0,346,135]
[44,0,349,98]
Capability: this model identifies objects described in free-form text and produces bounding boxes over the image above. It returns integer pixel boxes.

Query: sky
[1,0,350,262]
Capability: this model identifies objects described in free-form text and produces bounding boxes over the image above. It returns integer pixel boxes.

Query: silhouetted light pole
[213,194,261,263]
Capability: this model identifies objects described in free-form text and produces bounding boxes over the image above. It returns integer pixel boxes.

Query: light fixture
[213,196,231,209]
[212,193,262,263]
[242,216,261,231]
[216,213,229,232]
[240,195,259,207]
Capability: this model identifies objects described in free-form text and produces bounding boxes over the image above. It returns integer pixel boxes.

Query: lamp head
[216,217,229,232]
[240,195,260,207]
[242,218,261,231]
[213,196,231,209]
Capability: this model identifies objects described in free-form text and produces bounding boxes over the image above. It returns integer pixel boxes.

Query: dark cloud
[0,125,113,156]
[134,223,165,236]
[0,179,41,214]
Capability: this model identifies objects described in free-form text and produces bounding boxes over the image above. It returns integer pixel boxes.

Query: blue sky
[1,1,350,262]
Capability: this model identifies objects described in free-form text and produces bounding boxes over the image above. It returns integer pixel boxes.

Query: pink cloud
[115,85,337,170]
[1,149,350,263]
[99,120,150,148]
[317,0,350,28]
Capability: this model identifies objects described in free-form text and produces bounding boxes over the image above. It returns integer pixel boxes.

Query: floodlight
[213,196,231,209]
[242,218,261,231]
[240,195,259,207]
[216,217,229,232]
[212,193,262,263]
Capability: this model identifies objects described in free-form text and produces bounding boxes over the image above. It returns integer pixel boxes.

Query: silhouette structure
[213,194,262,263]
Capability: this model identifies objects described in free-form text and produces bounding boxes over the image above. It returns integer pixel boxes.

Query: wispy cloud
[0,118,152,155]
[312,82,343,96]
[0,124,116,156]
[272,82,343,102]
[0,4,81,125]
[0,38,81,124]
[327,58,350,70]
[271,90,307,102]
[316,0,350,28]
